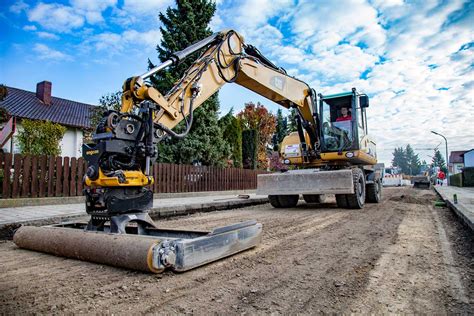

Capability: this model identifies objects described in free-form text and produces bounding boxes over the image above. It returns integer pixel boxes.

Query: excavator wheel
[268,195,282,208]
[303,194,326,204]
[346,168,366,209]
[366,179,382,203]
[268,195,299,208]
[335,194,348,208]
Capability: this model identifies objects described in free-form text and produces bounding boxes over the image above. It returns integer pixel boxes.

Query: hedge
[463,167,474,187]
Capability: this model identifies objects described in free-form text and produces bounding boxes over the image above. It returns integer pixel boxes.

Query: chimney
[36,81,52,105]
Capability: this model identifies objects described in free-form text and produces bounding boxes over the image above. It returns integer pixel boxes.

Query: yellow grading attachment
[14,220,262,273]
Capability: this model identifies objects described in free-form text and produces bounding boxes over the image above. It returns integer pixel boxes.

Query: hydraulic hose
[155,97,195,139]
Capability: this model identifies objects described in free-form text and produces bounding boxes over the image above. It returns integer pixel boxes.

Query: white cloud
[33,43,72,61]
[27,3,84,32]
[291,0,386,52]
[37,32,60,40]
[70,0,117,24]
[82,29,162,56]
[23,25,37,31]
[9,0,29,14]
[26,1,117,32]
[70,0,117,11]
[122,0,172,14]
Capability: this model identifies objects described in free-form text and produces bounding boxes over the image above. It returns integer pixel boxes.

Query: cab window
[320,98,354,152]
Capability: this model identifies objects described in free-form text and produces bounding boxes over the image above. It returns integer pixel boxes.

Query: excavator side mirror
[360,95,369,108]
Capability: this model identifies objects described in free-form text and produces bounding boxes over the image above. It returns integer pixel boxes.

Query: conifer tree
[149,0,228,166]
[405,144,421,175]
[287,108,297,133]
[392,146,407,173]
[273,109,287,150]
[432,148,447,173]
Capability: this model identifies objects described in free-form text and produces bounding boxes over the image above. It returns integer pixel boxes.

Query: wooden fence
[0,153,266,199]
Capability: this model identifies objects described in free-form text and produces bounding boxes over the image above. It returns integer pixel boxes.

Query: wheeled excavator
[14,29,381,273]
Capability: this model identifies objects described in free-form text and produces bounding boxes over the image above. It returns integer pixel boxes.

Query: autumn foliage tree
[237,102,276,169]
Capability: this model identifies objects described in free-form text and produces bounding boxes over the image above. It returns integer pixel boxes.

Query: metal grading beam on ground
[14,220,263,273]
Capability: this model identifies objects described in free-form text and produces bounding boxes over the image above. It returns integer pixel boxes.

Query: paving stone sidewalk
[0,193,268,228]
[434,185,474,231]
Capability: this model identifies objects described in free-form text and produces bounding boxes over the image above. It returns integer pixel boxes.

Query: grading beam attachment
[14,220,262,273]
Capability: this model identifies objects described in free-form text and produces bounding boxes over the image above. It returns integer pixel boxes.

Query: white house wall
[1,122,84,158]
[59,128,84,157]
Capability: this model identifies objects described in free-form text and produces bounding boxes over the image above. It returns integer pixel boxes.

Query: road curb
[433,187,473,232]
[0,190,257,208]
[0,197,268,239]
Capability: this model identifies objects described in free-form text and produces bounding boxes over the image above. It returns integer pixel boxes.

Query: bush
[16,119,66,156]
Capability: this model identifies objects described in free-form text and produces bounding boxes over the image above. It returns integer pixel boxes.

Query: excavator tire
[366,179,382,203]
[278,195,299,208]
[268,195,282,208]
[303,194,326,204]
[335,194,348,208]
[346,168,366,209]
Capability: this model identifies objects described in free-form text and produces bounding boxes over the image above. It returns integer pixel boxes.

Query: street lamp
[431,131,449,185]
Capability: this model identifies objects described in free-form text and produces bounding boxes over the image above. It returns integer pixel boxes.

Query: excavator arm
[121,30,319,158]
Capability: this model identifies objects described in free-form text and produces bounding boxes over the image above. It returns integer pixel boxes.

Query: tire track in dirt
[0,188,469,314]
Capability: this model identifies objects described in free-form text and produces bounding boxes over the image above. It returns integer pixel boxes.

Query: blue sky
[1,0,473,165]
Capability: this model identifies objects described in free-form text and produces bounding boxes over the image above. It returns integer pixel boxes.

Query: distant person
[336,106,352,122]
[437,170,446,186]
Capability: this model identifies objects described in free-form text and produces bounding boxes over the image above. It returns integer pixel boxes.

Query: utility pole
[431,131,449,186]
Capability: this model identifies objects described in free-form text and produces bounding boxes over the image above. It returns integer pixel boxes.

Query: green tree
[432,148,447,173]
[242,129,258,169]
[0,107,10,123]
[405,144,421,175]
[392,146,408,174]
[0,84,8,102]
[149,0,228,166]
[90,91,122,129]
[16,119,66,156]
[219,109,242,167]
[237,102,276,169]
[287,108,297,133]
[273,108,287,150]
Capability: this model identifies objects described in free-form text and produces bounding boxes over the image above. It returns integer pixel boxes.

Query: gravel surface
[0,187,472,314]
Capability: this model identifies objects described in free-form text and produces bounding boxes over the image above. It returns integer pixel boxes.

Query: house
[0,81,94,158]
[461,149,474,168]
[448,150,467,174]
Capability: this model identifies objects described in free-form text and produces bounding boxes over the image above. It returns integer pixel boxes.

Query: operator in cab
[336,106,352,122]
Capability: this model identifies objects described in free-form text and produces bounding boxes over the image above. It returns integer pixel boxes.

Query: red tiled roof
[449,150,467,164]
[0,86,94,129]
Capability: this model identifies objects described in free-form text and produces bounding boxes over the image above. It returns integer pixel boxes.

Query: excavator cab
[319,88,370,156]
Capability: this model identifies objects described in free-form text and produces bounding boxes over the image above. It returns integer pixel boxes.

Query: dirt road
[0,187,472,314]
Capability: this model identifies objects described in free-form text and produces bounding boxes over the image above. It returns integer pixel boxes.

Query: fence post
[2,153,12,198]
[38,155,47,198]
[62,157,70,197]
[55,156,63,197]
[30,156,38,198]
[157,163,163,193]
[70,157,77,196]
[12,154,23,198]
[20,155,31,198]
